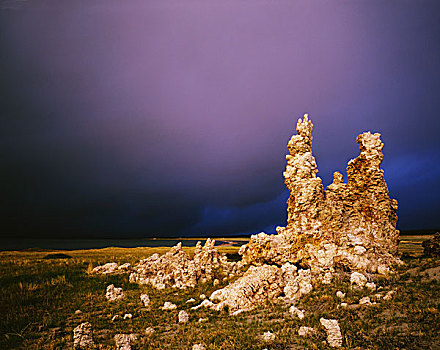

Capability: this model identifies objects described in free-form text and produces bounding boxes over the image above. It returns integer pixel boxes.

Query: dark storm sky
[1,0,440,238]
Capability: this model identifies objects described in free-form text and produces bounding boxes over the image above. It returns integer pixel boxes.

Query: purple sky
[1,0,439,238]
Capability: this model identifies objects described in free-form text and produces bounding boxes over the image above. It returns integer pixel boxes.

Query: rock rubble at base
[208,263,312,314]
[298,326,316,337]
[73,322,94,349]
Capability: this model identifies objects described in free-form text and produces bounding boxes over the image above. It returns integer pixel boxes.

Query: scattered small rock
[114,333,138,350]
[199,294,206,300]
[340,302,348,308]
[261,331,275,342]
[140,294,150,307]
[106,284,124,301]
[191,299,215,310]
[350,272,367,288]
[111,315,119,322]
[123,313,132,319]
[298,326,316,337]
[186,298,196,303]
[161,301,177,310]
[365,282,376,290]
[192,344,206,350]
[213,278,220,287]
[178,310,189,323]
[336,291,345,299]
[73,322,94,349]
[93,263,119,274]
[75,309,82,315]
[383,290,395,301]
[289,305,305,319]
[198,317,208,323]
[145,327,155,336]
[320,318,343,347]
[359,296,372,305]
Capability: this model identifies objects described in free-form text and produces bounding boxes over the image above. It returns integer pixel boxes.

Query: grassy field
[0,236,438,349]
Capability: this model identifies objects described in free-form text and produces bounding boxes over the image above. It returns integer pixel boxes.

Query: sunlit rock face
[239,114,401,275]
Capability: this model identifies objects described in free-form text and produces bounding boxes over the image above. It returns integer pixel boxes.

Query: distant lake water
[1,238,247,251]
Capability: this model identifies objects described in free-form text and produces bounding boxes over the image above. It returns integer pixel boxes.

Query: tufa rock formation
[129,239,241,289]
[239,114,401,277]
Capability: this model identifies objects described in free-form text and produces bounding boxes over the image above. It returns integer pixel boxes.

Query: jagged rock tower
[240,114,400,276]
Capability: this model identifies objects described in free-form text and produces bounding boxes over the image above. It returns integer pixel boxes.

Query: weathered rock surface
[114,333,138,350]
[129,239,240,289]
[239,114,401,276]
[320,318,343,347]
[73,322,94,349]
[422,233,440,257]
[106,284,124,301]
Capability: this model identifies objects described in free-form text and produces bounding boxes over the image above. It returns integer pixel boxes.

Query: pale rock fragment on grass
[106,284,124,301]
[145,327,155,336]
[73,322,94,349]
[75,309,82,314]
[261,331,275,342]
[186,298,196,303]
[191,299,215,310]
[192,344,206,350]
[178,310,189,323]
[298,326,316,337]
[377,264,390,275]
[320,318,343,347]
[289,305,305,319]
[213,278,220,287]
[359,296,372,305]
[114,333,138,350]
[140,293,150,307]
[383,290,395,301]
[340,302,348,308]
[336,291,345,299]
[161,301,177,310]
[198,317,208,323]
[92,262,118,274]
[199,294,206,300]
[123,313,132,319]
[231,309,245,316]
[322,271,333,284]
[350,272,367,288]
[365,282,376,290]
[111,315,119,322]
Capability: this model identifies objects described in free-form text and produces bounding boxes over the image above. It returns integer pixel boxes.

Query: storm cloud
[1,0,439,238]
